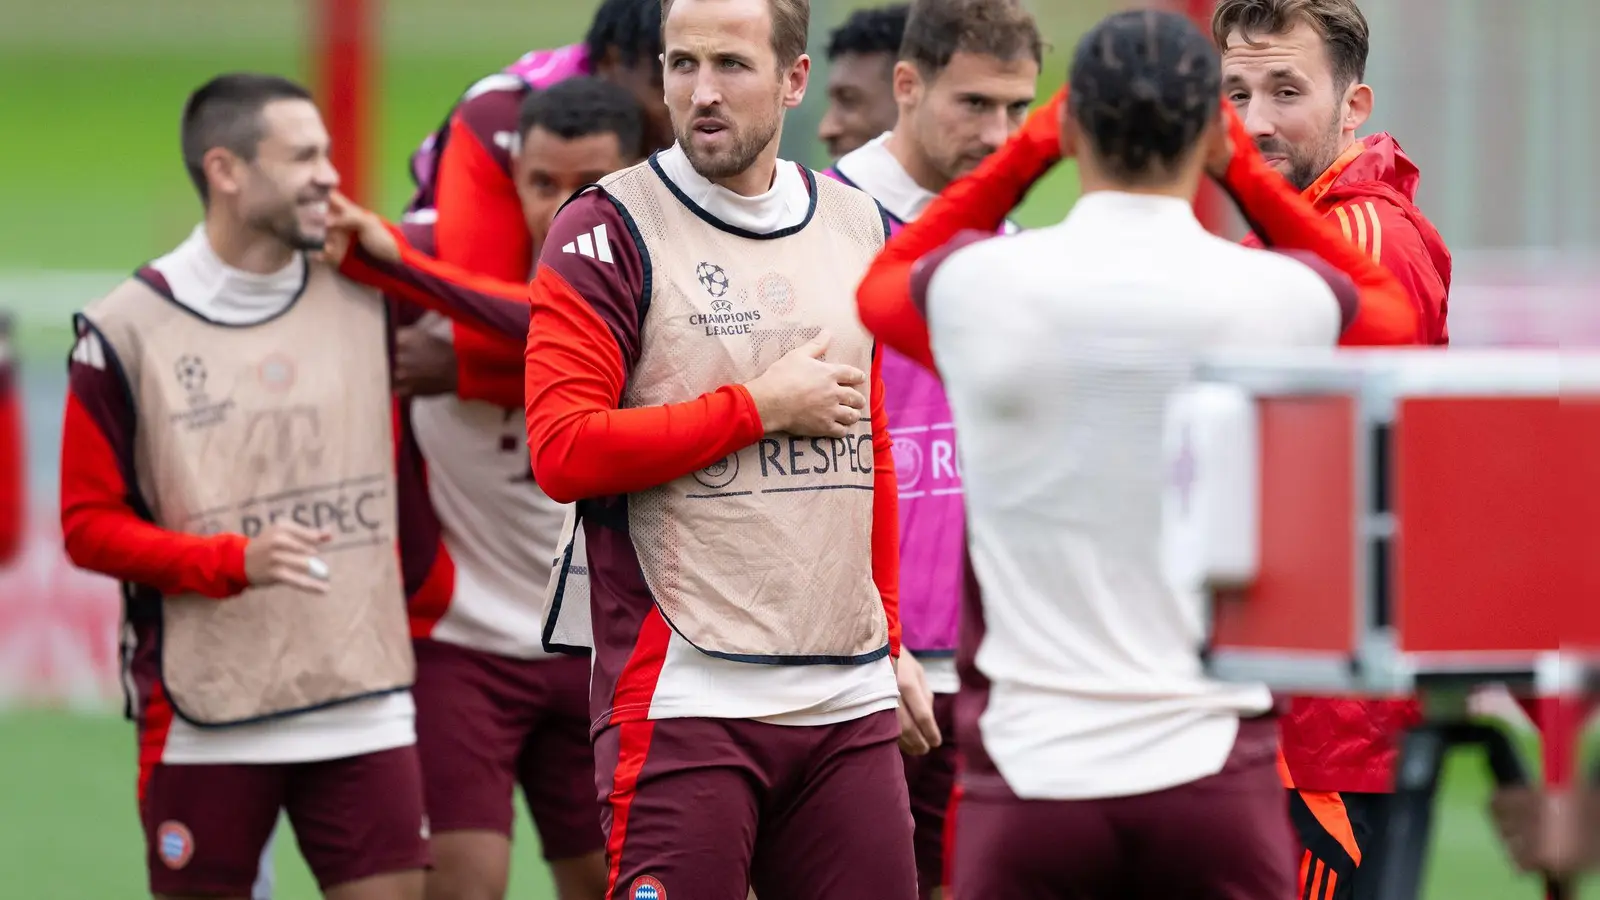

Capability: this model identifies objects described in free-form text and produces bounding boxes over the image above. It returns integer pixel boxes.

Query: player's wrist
[741,376,786,434]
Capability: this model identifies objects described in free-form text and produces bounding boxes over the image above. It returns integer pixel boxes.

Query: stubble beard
[680,114,780,182]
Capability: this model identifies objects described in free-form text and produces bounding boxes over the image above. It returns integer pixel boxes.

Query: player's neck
[884,128,949,195]
[712,135,784,198]
[203,216,297,275]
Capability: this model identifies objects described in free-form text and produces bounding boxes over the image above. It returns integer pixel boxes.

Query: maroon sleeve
[1270,249,1360,332]
[908,230,997,318]
[536,189,650,368]
[453,83,524,179]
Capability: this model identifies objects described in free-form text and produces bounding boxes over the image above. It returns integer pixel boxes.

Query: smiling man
[1213,2,1453,898]
[60,73,435,900]
[1215,0,1450,347]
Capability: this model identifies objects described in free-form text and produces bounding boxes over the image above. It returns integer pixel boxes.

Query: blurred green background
[0,1,1580,898]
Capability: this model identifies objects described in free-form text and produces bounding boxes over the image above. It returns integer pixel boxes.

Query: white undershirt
[149,226,415,765]
[633,148,900,728]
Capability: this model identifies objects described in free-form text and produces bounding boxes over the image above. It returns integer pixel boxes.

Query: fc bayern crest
[630,875,666,900]
[257,353,296,393]
[155,820,194,870]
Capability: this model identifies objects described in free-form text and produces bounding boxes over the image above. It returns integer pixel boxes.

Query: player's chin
[291,224,329,252]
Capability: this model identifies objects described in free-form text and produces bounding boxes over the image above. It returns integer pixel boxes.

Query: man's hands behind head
[744,332,868,438]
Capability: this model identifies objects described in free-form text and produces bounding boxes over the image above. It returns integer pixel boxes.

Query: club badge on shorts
[629,875,666,900]
[155,820,194,870]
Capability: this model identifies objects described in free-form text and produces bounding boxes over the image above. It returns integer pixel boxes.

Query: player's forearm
[341,226,531,339]
[529,385,765,504]
[62,506,249,599]
[59,397,249,597]
[867,349,902,657]
[1220,142,1422,346]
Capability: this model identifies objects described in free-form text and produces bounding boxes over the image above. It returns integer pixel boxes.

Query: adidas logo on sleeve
[562,224,614,265]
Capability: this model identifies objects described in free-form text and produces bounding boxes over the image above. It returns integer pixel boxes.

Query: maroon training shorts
[902,691,959,893]
[140,745,430,896]
[412,637,604,860]
[951,716,1296,900]
[595,710,917,900]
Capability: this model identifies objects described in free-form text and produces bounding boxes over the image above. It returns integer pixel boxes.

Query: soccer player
[340,77,648,900]
[59,73,440,900]
[1214,0,1450,345]
[1212,2,1453,894]
[524,0,918,896]
[0,312,21,565]
[817,4,909,159]
[856,9,1425,898]
[323,78,648,351]
[822,0,1040,895]
[404,0,669,412]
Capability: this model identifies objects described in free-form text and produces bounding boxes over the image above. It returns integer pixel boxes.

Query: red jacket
[0,314,22,565]
[1258,134,1452,792]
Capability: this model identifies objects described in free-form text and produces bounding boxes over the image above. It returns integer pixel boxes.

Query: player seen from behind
[857,8,1426,898]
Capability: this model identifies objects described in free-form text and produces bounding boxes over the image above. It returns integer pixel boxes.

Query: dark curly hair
[1068,9,1221,183]
[826,4,910,61]
[586,0,663,68]
[518,77,645,158]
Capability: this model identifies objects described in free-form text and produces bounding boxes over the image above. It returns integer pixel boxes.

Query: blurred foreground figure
[0,313,21,565]
[59,74,446,900]
[857,9,1424,899]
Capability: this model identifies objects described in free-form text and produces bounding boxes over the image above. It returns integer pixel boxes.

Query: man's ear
[783,54,812,110]
[202,147,244,200]
[891,60,924,110]
[1344,82,1373,135]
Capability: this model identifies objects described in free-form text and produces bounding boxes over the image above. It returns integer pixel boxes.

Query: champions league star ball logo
[174,354,207,396]
[629,876,667,900]
[696,261,730,298]
[692,453,739,490]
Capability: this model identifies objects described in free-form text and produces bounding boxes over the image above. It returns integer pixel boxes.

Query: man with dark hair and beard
[518,0,918,896]
[1214,2,1452,896]
[1214,0,1450,346]
[57,72,479,900]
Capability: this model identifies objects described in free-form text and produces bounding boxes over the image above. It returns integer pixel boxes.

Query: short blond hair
[661,0,811,66]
